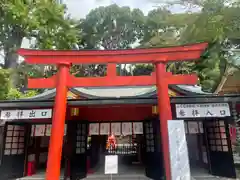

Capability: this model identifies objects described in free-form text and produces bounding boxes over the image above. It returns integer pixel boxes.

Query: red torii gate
[18,42,208,180]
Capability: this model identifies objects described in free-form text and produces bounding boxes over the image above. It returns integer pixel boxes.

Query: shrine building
[0,86,238,180]
[0,43,239,180]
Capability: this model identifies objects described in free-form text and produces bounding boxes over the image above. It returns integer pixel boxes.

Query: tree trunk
[3,25,25,88]
[214,74,228,94]
[214,64,237,94]
[3,29,24,88]
[4,46,22,88]
[4,50,19,69]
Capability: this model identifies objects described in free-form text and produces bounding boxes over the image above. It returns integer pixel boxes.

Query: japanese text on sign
[168,120,191,180]
[0,109,52,120]
[175,103,230,118]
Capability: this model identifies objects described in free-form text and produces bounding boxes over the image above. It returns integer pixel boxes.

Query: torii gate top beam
[18,42,208,64]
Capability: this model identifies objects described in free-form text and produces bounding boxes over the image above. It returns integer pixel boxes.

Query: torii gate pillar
[45,63,70,179]
[18,42,208,180]
[156,63,172,178]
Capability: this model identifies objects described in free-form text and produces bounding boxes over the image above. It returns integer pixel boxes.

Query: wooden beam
[107,63,117,76]
[27,72,197,89]
[28,75,157,88]
[167,74,198,85]
[28,75,56,88]
[21,51,204,64]
[18,42,207,56]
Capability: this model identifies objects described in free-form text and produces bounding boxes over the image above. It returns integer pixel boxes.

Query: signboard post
[105,155,118,180]
[168,120,191,180]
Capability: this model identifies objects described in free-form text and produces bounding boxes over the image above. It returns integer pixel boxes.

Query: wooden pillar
[46,63,70,180]
[155,63,172,180]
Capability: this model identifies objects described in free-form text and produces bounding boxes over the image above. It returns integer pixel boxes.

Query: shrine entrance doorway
[22,122,68,179]
[0,122,28,180]
[184,119,236,179]
[85,118,164,180]
[88,134,145,176]
[86,121,146,179]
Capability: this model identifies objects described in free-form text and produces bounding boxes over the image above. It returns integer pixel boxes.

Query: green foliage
[0,0,79,53]
[191,44,223,92]
[0,0,79,89]
[1,1,240,95]
[177,1,240,92]
[76,3,240,92]
[74,4,146,77]
[136,1,240,92]
[0,69,37,100]
[0,69,11,100]
[79,4,145,49]
[6,88,38,100]
[133,64,154,76]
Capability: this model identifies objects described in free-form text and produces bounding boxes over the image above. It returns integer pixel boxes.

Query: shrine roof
[22,85,211,100]
[0,94,239,109]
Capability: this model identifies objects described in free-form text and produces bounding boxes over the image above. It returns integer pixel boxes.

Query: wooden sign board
[176,103,230,118]
[0,109,52,120]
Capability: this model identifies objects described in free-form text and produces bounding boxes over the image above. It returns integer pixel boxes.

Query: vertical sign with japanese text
[168,120,191,180]
[34,125,46,136]
[89,123,99,135]
[100,123,110,135]
[111,123,121,136]
[133,122,143,134]
[122,122,132,135]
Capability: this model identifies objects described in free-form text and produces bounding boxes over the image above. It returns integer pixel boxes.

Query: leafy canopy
[0,0,80,98]
[79,4,145,49]
[0,0,79,54]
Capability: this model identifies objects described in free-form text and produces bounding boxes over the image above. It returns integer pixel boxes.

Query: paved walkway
[17,174,237,180]
[16,166,239,180]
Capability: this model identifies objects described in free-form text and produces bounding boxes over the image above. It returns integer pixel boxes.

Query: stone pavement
[17,174,237,180]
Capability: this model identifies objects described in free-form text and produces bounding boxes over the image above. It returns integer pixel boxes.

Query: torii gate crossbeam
[18,42,208,180]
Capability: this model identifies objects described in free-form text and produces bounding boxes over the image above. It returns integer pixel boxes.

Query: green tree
[0,68,37,100]
[0,69,11,100]
[79,4,145,49]
[74,4,145,77]
[140,8,173,46]
[178,0,240,92]
[132,64,154,76]
[136,8,200,78]
[0,0,79,88]
[140,0,240,92]
[6,88,38,100]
